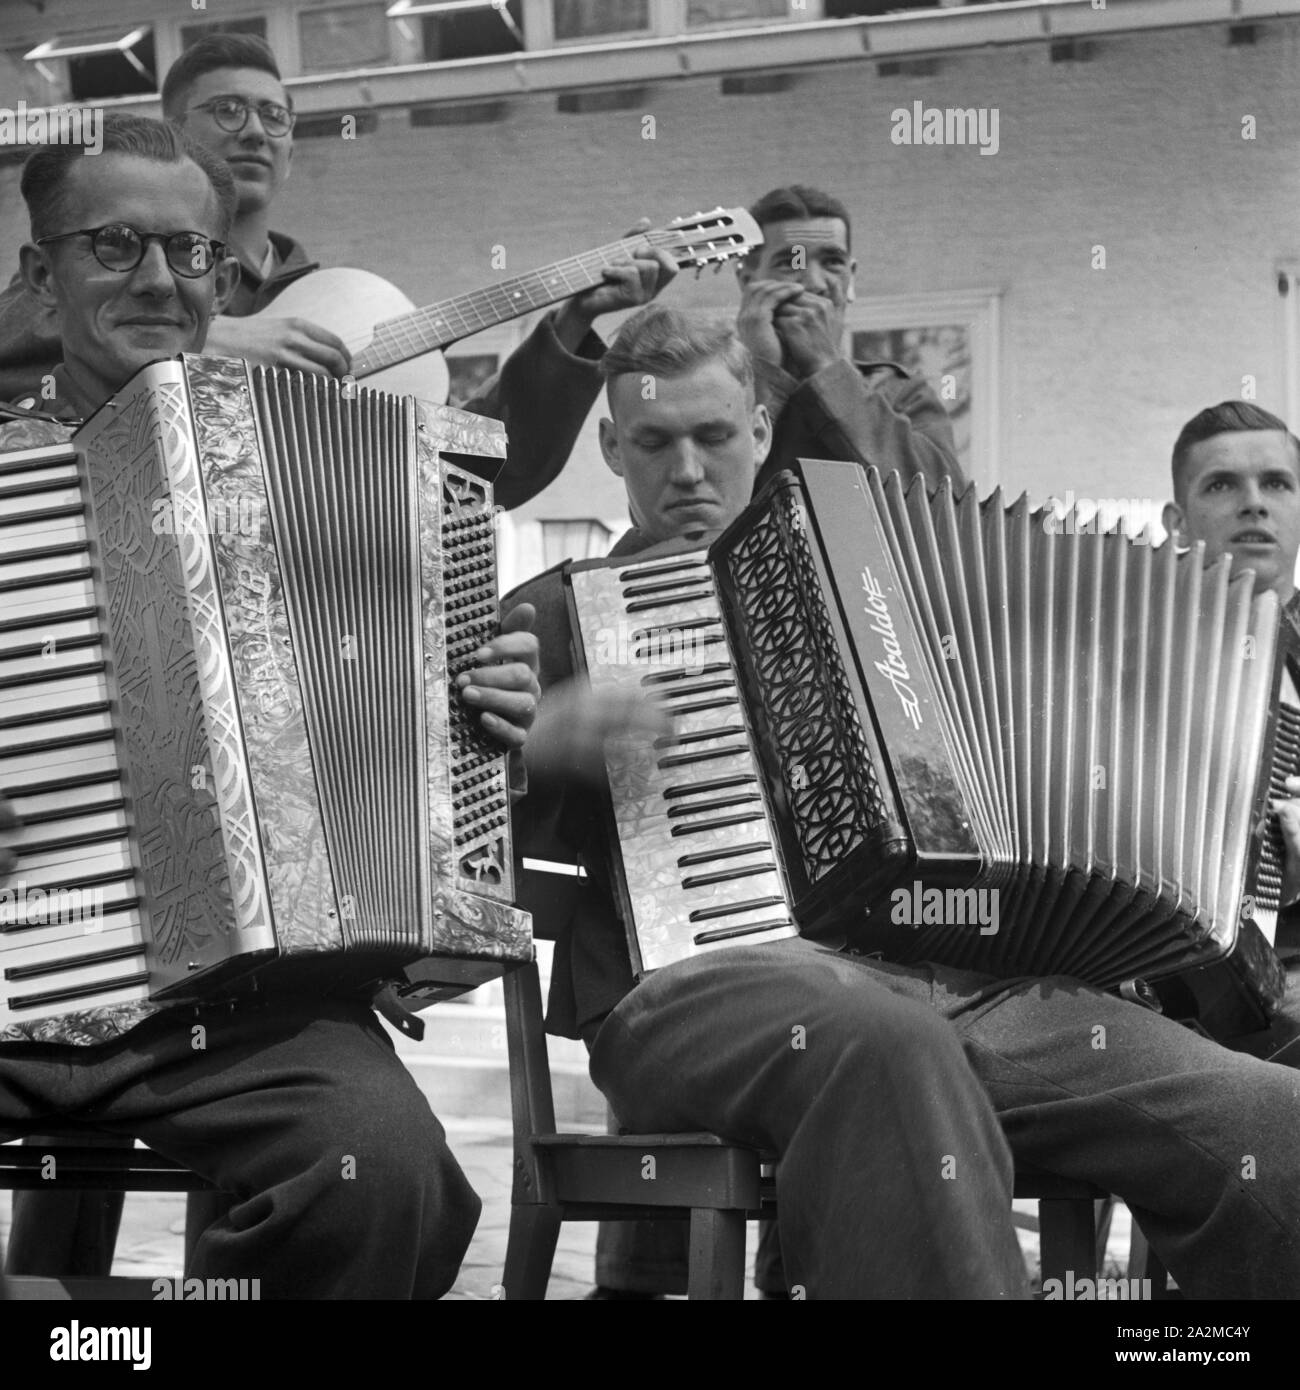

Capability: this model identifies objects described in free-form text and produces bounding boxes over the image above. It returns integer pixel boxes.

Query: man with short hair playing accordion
[1162,400,1300,1066]
[0,113,541,1298]
[511,303,1300,1299]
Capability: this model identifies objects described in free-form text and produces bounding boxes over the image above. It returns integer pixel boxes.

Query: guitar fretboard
[351,234,662,377]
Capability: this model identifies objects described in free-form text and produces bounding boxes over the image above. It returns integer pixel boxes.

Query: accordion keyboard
[0,445,151,1025]
[568,552,798,974]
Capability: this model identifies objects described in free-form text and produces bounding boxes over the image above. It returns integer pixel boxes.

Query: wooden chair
[503,866,1112,1299]
[0,1131,219,1300]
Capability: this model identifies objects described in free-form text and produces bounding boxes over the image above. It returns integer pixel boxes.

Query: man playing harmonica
[0,112,541,1298]
[0,33,675,510]
[735,183,959,493]
[512,304,1300,1299]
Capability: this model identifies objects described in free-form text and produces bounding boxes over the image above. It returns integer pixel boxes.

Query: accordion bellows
[567,460,1290,1029]
[0,356,530,1028]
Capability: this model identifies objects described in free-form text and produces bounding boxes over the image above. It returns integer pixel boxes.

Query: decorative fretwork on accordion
[0,356,531,1028]
[565,459,1292,1035]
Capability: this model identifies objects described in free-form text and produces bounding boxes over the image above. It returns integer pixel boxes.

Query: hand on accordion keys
[454,601,541,752]
[1275,775,1300,909]
[524,679,673,787]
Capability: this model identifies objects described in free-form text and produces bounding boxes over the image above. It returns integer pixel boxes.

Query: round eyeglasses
[36,224,228,278]
[190,96,295,138]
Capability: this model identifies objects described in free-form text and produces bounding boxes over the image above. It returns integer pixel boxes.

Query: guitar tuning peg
[694,263,704,279]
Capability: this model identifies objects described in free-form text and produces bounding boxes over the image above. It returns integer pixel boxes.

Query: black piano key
[0,605,97,636]
[688,895,788,923]
[676,841,775,868]
[0,660,106,689]
[666,792,761,819]
[662,774,754,800]
[681,861,777,890]
[657,742,752,769]
[10,824,130,858]
[12,795,126,827]
[693,917,794,945]
[7,970,151,1011]
[670,810,765,836]
[656,678,734,701]
[621,576,714,601]
[640,662,731,688]
[616,558,709,583]
[654,725,745,750]
[665,696,740,719]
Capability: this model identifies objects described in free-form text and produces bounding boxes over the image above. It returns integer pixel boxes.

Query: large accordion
[565,458,1294,1036]
[0,356,531,1030]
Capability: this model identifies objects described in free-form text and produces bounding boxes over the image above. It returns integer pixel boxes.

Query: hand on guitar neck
[551,219,677,354]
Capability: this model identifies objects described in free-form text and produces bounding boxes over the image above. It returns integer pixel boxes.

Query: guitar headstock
[648,207,763,272]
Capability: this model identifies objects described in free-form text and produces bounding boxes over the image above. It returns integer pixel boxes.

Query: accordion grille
[440,482,512,884]
[1257,691,1300,918]
[723,488,888,883]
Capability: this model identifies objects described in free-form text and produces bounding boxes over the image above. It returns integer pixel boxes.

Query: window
[553,0,650,42]
[824,0,943,15]
[847,289,1001,483]
[687,0,789,25]
[421,2,524,60]
[300,3,392,73]
[179,16,269,50]
[540,519,614,569]
[25,29,157,102]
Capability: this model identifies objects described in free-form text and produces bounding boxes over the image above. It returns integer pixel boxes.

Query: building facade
[2,0,1299,579]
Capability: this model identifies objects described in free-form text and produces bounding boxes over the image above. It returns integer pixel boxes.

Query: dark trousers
[0,996,479,1298]
[589,940,1300,1300]
[595,960,1300,1295]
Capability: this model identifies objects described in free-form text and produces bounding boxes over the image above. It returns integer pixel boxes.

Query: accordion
[564,459,1294,1036]
[0,356,531,1030]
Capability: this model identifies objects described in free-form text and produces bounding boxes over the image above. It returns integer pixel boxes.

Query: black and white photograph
[0,0,1296,1356]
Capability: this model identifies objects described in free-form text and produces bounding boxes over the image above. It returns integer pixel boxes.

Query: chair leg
[1094,1195,1116,1271]
[503,1205,562,1300]
[1128,1218,1176,1298]
[184,1191,236,1269]
[5,1136,131,1278]
[687,1208,746,1301]
[1037,1197,1097,1287]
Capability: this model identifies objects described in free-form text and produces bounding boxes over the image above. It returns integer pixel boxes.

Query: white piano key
[0,635,104,680]
[0,483,84,520]
[0,740,121,787]
[0,671,109,719]
[5,709,116,745]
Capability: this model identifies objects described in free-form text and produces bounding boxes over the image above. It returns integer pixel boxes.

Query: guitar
[251,207,763,404]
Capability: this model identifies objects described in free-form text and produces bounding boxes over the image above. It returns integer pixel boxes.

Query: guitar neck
[351,236,650,377]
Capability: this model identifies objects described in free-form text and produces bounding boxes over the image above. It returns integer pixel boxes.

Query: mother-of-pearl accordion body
[0,356,530,1029]
[565,459,1292,1038]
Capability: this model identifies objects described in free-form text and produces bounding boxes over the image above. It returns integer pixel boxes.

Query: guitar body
[254,267,451,404]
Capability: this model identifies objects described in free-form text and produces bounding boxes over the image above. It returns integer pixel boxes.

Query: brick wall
[5,19,1300,558]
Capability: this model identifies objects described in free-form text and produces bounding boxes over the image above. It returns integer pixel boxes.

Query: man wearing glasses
[0,112,542,1297]
[0,34,675,510]
[158,36,341,378]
